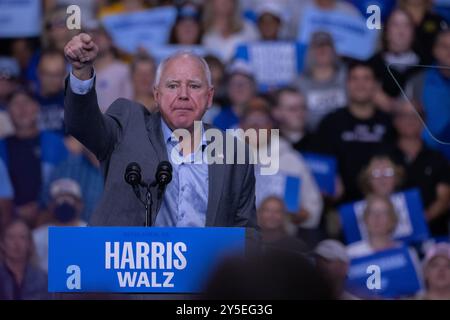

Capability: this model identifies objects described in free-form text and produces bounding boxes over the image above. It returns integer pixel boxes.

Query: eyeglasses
[370,167,395,178]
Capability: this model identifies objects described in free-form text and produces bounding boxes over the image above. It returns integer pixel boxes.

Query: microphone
[155,161,172,186]
[124,161,172,226]
[155,161,172,200]
[124,162,142,199]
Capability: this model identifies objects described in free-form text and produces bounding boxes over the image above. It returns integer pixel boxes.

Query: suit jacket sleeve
[64,76,127,161]
[233,161,258,229]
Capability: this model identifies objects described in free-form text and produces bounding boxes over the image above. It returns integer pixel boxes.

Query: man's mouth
[173,106,194,112]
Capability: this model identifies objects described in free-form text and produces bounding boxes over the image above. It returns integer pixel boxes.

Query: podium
[48,227,255,293]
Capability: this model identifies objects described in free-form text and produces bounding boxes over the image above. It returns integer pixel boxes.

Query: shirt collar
[160,118,207,148]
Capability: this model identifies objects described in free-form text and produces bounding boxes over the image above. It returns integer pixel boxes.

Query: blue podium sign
[48,227,245,293]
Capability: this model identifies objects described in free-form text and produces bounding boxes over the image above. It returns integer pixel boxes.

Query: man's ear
[153,86,160,102]
[206,86,215,109]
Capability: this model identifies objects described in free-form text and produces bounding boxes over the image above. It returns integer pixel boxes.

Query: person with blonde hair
[347,194,401,258]
[202,0,259,62]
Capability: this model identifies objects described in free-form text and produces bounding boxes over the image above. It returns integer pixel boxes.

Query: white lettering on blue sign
[66,265,81,290]
[105,241,187,270]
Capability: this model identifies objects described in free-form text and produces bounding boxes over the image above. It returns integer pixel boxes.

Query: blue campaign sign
[348,0,396,23]
[301,152,337,196]
[48,227,245,293]
[339,189,430,245]
[102,7,177,53]
[435,0,450,23]
[284,176,302,213]
[298,6,380,60]
[0,0,42,37]
[346,246,424,298]
[234,41,307,92]
[256,171,301,213]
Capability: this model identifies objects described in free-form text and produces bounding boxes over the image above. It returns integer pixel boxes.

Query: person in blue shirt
[213,61,257,131]
[0,158,13,230]
[0,89,67,227]
[406,29,450,160]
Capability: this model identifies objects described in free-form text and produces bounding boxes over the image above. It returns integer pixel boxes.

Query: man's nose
[178,85,189,100]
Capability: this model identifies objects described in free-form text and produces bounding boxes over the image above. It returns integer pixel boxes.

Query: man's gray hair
[154,51,212,88]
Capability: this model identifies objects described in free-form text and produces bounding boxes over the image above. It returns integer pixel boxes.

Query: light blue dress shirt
[155,119,209,227]
[69,71,209,227]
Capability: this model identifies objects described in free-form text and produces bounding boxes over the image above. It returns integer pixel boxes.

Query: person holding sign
[347,194,401,259]
[63,33,257,228]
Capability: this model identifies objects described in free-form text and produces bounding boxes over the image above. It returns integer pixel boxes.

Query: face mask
[54,202,77,223]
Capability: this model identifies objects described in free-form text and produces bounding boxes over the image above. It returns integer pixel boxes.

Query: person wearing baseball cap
[32,178,86,272]
[256,2,286,41]
[418,242,450,300]
[315,239,359,299]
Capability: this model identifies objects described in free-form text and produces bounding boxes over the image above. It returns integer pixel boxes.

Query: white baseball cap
[315,239,350,263]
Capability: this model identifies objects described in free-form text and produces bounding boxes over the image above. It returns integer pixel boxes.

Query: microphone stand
[141,181,157,227]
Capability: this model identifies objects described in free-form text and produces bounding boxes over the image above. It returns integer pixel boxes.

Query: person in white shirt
[347,194,402,259]
[202,0,259,62]
[239,98,323,232]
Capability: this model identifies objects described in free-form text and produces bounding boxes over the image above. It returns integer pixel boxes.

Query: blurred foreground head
[203,249,335,299]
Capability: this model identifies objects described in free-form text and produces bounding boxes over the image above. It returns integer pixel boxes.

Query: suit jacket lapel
[205,128,226,226]
[144,111,169,225]
[145,111,169,163]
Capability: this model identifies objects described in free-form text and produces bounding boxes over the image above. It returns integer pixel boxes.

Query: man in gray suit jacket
[63,33,257,228]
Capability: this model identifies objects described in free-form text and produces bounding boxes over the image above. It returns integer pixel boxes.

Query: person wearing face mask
[32,178,86,273]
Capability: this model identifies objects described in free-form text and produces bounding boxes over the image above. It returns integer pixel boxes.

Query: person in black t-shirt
[0,90,67,228]
[316,61,396,202]
[390,99,450,236]
[35,50,67,135]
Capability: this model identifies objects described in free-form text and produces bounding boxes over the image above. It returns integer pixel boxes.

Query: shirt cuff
[69,70,95,95]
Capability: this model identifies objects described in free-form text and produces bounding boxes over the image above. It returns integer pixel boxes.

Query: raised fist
[64,33,98,78]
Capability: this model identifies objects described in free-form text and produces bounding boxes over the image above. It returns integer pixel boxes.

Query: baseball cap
[315,239,349,263]
[177,3,201,21]
[50,178,82,200]
[423,242,450,267]
[0,57,20,80]
[256,2,285,23]
[226,59,255,79]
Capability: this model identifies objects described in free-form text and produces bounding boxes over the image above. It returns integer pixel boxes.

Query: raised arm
[63,33,120,161]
